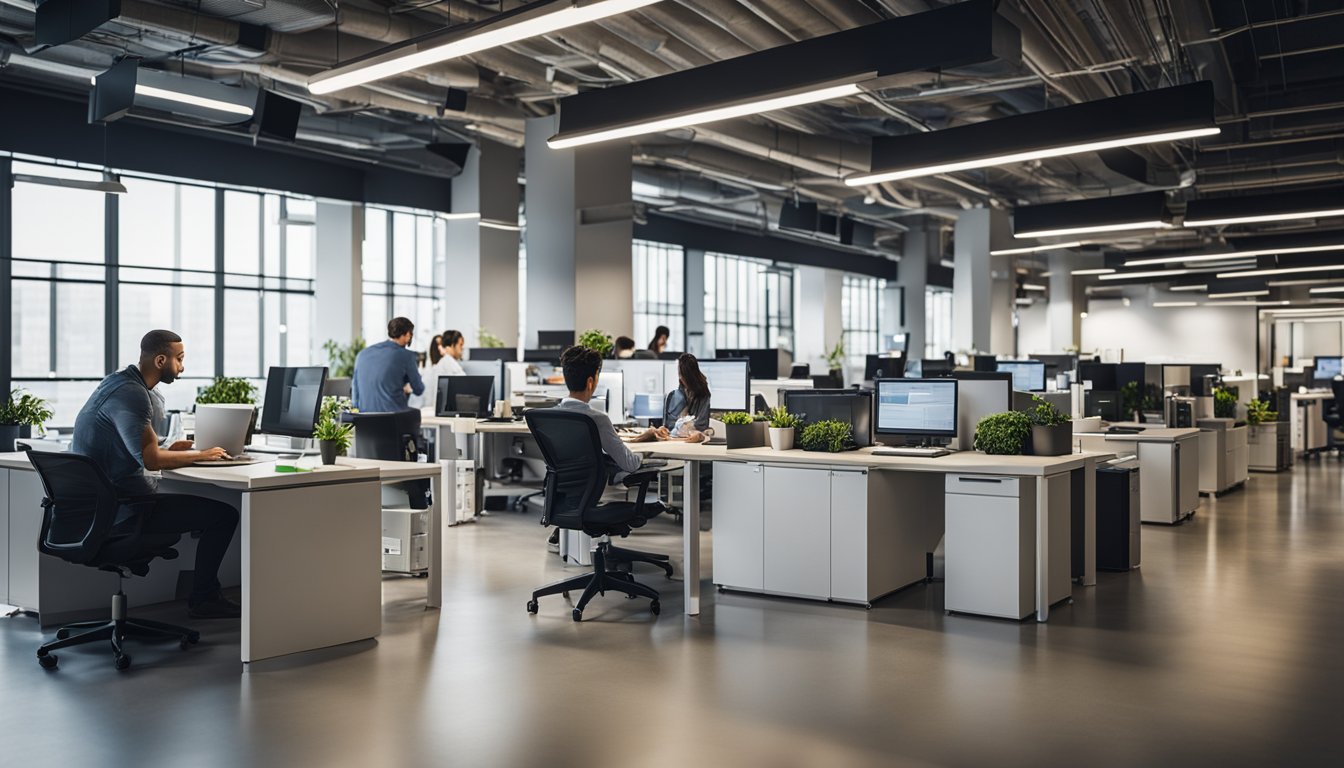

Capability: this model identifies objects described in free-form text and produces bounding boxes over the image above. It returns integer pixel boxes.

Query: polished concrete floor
[3,461,1344,768]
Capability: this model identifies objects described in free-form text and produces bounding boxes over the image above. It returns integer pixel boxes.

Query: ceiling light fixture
[134,83,253,117]
[1152,301,1197,307]
[990,241,1085,256]
[1169,284,1207,292]
[480,219,522,231]
[13,171,127,195]
[310,0,664,95]
[1022,283,1047,291]
[1217,264,1344,279]
[1207,289,1270,299]
[549,0,1015,149]
[441,212,482,221]
[1183,186,1344,227]
[1309,286,1344,295]
[1097,268,1190,281]
[1012,192,1173,239]
[1071,267,1116,276]
[846,81,1217,186]
[1125,242,1344,267]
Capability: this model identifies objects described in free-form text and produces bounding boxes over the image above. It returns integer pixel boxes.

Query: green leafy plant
[821,338,846,371]
[322,338,366,379]
[752,411,772,422]
[1141,383,1165,413]
[318,395,354,425]
[767,405,802,430]
[577,329,613,358]
[719,411,753,426]
[1120,380,1142,417]
[313,415,354,452]
[1245,398,1278,426]
[1213,387,1238,419]
[477,328,506,348]
[799,419,853,453]
[1027,395,1071,427]
[195,377,257,405]
[974,411,1032,455]
[0,389,54,431]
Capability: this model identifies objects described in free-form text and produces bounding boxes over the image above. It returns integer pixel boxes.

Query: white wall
[1082,291,1258,374]
[1016,303,1051,356]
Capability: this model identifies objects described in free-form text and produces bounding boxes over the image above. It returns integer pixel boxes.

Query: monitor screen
[997,360,1046,392]
[1313,356,1341,380]
[920,359,954,378]
[865,354,904,381]
[780,390,873,447]
[260,366,328,438]
[700,359,750,412]
[1080,362,1119,391]
[884,333,908,352]
[436,375,496,417]
[874,378,958,437]
[460,360,505,401]
[716,348,778,379]
[631,393,664,420]
[536,330,574,350]
[469,347,518,362]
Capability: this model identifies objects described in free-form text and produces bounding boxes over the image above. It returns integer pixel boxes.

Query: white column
[315,200,362,345]
[684,247,706,356]
[796,266,843,373]
[446,141,521,347]
[895,220,936,358]
[1047,251,1091,353]
[953,207,1014,354]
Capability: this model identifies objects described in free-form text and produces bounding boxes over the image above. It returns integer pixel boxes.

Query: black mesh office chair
[1324,379,1344,454]
[25,451,200,671]
[348,411,430,509]
[524,409,670,621]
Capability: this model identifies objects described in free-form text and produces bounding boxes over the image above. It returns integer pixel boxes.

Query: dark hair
[614,336,636,355]
[140,329,182,358]
[678,353,710,406]
[428,335,443,365]
[648,325,671,350]
[560,345,602,392]
[442,330,464,348]
[388,317,414,339]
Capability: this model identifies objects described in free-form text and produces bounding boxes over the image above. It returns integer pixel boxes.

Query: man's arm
[592,411,642,473]
[406,352,425,396]
[140,426,226,470]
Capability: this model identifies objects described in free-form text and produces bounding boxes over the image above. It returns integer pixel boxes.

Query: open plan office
[1,1,1342,766]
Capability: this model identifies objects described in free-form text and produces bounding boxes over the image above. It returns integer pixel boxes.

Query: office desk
[1075,429,1200,524]
[1289,392,1332,455]
[421,414,532,523]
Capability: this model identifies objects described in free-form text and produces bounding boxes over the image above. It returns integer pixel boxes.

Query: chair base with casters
[527,539,662,621]
[38,584,199,671]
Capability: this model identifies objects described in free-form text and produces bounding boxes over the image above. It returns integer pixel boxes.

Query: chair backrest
[25,451,123,565]
[524,409,608,531]
[348,411,421,461]
[1332,378,1344,411]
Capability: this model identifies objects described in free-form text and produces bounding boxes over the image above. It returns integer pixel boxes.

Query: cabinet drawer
[945,474,1019,497]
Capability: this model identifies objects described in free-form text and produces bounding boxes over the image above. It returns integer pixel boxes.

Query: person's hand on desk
[197,447,229,461]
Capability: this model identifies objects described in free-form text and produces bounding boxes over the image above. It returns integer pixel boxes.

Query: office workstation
[2,1,1340,764]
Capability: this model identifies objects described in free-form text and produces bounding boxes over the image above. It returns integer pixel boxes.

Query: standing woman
[647,325,671,356]
[409,333,441,409]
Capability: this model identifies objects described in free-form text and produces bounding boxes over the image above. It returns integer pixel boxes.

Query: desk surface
[0,451,384,491]
[630,443,1104,476]
[1291,392,1334,401]
[1075,427,1199,443]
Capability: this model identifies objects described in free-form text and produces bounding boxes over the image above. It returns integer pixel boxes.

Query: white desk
[1290,392,1331,455]
[1075,428,1200,524]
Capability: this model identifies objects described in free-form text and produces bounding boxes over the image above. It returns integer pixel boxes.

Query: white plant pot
[768,427,795,451]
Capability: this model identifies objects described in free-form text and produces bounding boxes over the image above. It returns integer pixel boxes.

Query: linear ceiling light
[1071,267,1116,276]
[1097,268,1190,281]
[309,0,664,95]
[1169,284,1208,292]
[1208,289,1270,299]
[1218,264,1344,279]
[990,241,1085,256]
[1125,242,1344,267]
[1183,186,1344,227]
[846,81,1218,186]
[1153,301,1198,307]
[1310,286,1344,294]
[548,0,1016,149]
[134,83,253,117]
[1012,192,1172,239]
[480,219,522,231]
[14,172,127,195]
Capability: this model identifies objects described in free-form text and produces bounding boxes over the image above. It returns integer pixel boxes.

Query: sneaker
[547,528,561,554]
[188,592,242,619]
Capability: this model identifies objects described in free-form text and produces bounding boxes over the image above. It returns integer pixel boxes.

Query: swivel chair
[26,451,200,671]
[349,411,430,509]
[524,409,670,621]
[1324,378,1344,455]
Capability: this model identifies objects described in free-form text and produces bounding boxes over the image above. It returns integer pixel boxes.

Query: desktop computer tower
[382,508,429,575]
[1097,463,1141,571]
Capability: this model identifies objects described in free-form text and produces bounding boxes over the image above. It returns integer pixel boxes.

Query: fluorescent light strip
[1183,208,1344,227]
[1070,267,1115,276]
[547,83,861,149]
[1153,301,1197,307]
[1169,284,1207,292]
[1268,278,1343,287]
[1217,264,1344,279]
[1309,286,1344,294]
[441,212,482,221]
[1204,301,1257,306]
[1126,242,1344,267]
[989,241,1084,256]
[1022,283,1047,291]
[1208,290,1269,299]
[310,0,663,95]
[1097,268,1189,281]
[1013,220,1173,240]
[480,219,522,231]
[134,84,253,117]
[845,126,1220,186]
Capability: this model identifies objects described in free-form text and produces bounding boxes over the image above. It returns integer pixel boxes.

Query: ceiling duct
[154,0,334,33]
[34,0,118,48]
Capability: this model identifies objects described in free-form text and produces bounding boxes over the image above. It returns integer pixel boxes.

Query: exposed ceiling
[1,0,1343,280]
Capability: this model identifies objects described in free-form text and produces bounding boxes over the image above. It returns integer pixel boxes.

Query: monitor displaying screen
[997,360,1046,392]
[700,359,750,412]
[780,390,873,448]
[1080,362,1119,391]
[469,347,518,362]
[920,359,954,378]
[436,375,495,417]
[631,393,664,420]
[865,354,904,381]
[716,348,778,379]
[884,333,908,352]
[1313,356,1341,381]
[260,366,328,438]
[536,330,574,350]
[874,378,958,437]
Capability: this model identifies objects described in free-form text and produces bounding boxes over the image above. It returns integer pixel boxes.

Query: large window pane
[285,294,315,367]
[12,182,105,264]
[224,191,260,274]
[392,213,416,284]
[120,178,176,268]
[55,283,105,377]
[286,224,314,280]
[704,252,794,355]
[632,240,685,351]
[119,285,214,371]
[363,296,388,344]
[224,290,262,378]
[11,279,51,377]
[18,381,99,429]
[177,184,215,272]
[364,209,387,282]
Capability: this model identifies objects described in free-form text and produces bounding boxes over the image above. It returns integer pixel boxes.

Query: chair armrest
[620,469,659,489]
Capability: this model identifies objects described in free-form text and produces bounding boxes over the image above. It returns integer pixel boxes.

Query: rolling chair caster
[526,600,539,614]
[37,652,58,670]
[114,652,131,671]
[650,601,660,616]
[572,608,583,622]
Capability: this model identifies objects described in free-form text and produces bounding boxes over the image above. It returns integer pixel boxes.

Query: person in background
[434,330,467,378]
[352,317,424,412]
[408,334,441,410]
[71,329,240,619]
[614,336,636,359]
[628,353,711,443]
[647,325,671,356]
[427,334,443,368]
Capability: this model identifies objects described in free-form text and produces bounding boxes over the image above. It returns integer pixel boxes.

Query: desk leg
[427,462,447,609]
[684,460,701,616]
[1035,474,1050,623]
[1084,460,1097,587]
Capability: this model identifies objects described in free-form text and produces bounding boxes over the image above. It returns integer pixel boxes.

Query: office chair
[1324,378,1344,454]
[524,410,670,621]
[349,411,431,509]
[789,363,811,379]
[25,451,200,671]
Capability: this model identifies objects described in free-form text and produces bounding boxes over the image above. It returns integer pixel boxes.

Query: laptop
[193,405,262,464]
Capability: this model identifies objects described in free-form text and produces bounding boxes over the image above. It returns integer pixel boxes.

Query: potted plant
[799,419,854,453]
[1245,397,1284,472]
[1213,387,1238,419]
[577,329,613,358]
[0,389,53,451]
[766,405,801,451]
[974,411,1032,455]
[1027,395,1073,456]
[720,411,760,449]
[1120,380,1143,422]
[313,397,355,466]
[821,338,846,384]
[1141,383,1165,423]
[322,337,366,381]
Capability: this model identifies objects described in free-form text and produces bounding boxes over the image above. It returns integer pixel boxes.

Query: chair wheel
[186,631,201,644]
[114,653,132,671]
[572,608,583,622]
[650,600,661,616]
[38,653,58,670]
[526,600,538,614]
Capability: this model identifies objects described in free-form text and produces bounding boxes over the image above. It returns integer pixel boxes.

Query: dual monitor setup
[776,378,960,457]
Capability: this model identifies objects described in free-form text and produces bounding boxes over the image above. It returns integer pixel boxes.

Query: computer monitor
[700,359,750,413]
[1117,362,1146,393]
[469,347,517,362]
[631,393,663,421]
[595,370,624,424]
[260,366,328,438]
[780,389,874,448]
[865,354,904,381]
[717,348,778,379]
[536,330,574,350]
[920,359,954,378]
[972,355,998,372]
[321,377,351,399]
[436,375,495,417]
[658,351,682,361]
[1189,364,1221,397]
[1079,362,1119,391]
[884,333,909,353]
[874,378,958,440]
[1313,356,1341,381]
[951,372,1011,451]
[461,360,505,402]
[997,360,1046,392]
[522,349,561,364]
[1029,354,1078,379]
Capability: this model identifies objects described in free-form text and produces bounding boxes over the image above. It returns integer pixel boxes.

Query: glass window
[363,207,442,347]
[842,275,884,363]
[224,191,260,274]
[704,252,794,355]
[224,290,261,377]
[925,287,954,359]
[632,239,685,351]
[11,176,104,264]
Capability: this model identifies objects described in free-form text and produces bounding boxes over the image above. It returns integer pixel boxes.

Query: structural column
[314,200,363,346]
[445,140,522,346]
[894,219,938,358]
[1046,250,1090,353]
[684,247,706,356]
[795,266,843,373]
[953,207,1014,354]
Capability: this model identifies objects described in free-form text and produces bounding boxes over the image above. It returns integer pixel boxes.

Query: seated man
[71,330,241,619]
[554,345,642,477]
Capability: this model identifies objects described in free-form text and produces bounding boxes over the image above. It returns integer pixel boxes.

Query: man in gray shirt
[554,345,642,475]
[352,316,425,412]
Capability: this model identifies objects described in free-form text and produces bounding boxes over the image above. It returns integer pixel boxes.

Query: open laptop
[193,405,264,465]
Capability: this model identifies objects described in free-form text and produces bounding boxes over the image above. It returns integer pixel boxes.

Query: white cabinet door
[829,470,869,603]
[711,462,764,591]
[945,484,1032,620]
[8,469,44,610]
[763,466,831,599]
[0,470,8,605]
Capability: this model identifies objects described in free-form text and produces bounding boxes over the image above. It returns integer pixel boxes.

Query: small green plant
[752,411,771,422]
[767,405,802,430]
[1246,398,1278,426]
[196,377,257,405]
[1141,383,1165,413]
[313,415,354,452]
[1027,395,1071,427]
[318,395,354,425]
[799,419,853,452]
[0,389,53,431]
[1213,387,1238,419]
[576,329,613,358]
[322,338,366,379]
[974,411,1032,455]
[1120,380,1142,417]
[477,327,506,348]
[821,338,846,371]
[719,411,753,426]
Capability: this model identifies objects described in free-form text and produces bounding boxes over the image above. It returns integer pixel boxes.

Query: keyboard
[872,447,950,458]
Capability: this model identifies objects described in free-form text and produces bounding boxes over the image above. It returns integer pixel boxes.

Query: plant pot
[768,427,795,451]
[319,440,339,466]
[1030,423,1072,456]
[725,422,764,450]
[0,424,18,451]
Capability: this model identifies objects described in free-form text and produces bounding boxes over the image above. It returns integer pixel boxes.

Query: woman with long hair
[629,353,712,442]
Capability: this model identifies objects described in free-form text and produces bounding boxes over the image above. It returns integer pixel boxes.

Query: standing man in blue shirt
[71,330,241,619]
[352,317,425,412]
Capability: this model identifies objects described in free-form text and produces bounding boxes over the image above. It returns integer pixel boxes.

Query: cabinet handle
[956,476,1002,484]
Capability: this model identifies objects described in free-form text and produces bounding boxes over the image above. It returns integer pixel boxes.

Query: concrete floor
[3,461,1343,768]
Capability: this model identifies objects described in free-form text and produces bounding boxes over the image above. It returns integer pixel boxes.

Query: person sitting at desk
[433,330,467,378]
[71,329,240,619]
[614,336,636,359]
[627,353,711,443]
[555,346,643,475]
[647,325,670,356]
[352,317,424,412]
